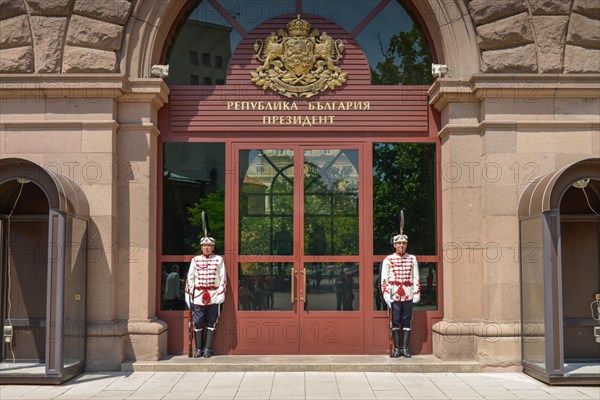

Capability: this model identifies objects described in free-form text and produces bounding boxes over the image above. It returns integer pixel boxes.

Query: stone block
[482,184,518,216]
[30,16,67,73]
[444,254,485,319]
[124,320,168,362]
[0,15,31,49]
[45,98,116,120]
[43,152,116,186]
[481,44,538,73]
[441,133,484,188]
[483,128,517,154]
[476,13,533,51]
[573,0,600,19]
[555,98,600,121]
[67,15,123,51]
[25,0,73,16]
[73,0,132,25]
[0,0,26,20]
[82,127,117,154]
[441,102,480,126]
[481,98,554,121]
[476,336,521,369]
[531,16,569,73]
[567,13,600,49]
[483,282,521,321]
[468,0,527,26]
[62,45,117,73]
[516,128,594,154]
[4,126,81,153]
[0,46,33,72]
[563,45,600,72]
[432,321,478,360]
[529,0,571,15]
[0,98,45,119]
[85,321,125,371]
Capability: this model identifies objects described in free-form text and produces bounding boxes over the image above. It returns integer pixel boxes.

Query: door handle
[300,270,306,302]
[291,269,296,303]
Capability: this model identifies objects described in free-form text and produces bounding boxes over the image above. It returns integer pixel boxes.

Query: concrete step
[122,354,480,373]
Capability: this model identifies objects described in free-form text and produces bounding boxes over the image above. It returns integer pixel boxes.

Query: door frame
[157,133,442,356]
[231,142,366,354]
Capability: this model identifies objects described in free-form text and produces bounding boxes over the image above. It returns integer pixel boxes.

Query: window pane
[305,262,360,311]
[217,0,296,33]
[239,150,294,256]
[238,262,293,311]
[165,1,233,85]
[372,143,436,255]
[355,1,433,85]
[304,149,359,256]
[162,142,226,255]
[301,0,377,30]
[160,262,186,311]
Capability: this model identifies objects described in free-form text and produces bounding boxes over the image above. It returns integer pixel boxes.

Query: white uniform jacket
[186,253,227,306]
[380,252,420,303]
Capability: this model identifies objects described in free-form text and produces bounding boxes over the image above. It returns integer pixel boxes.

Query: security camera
[431,63,449,78]
[151,64,169,78]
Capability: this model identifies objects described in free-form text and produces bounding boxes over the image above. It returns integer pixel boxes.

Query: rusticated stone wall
[467,0,600,73]
[1,0,598,75]
[0,0,132,73]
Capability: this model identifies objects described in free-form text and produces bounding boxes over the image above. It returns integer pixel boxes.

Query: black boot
[203,328,215,358]
[193,330,203,358]
[391,329,401,358]
[400,330,411,358]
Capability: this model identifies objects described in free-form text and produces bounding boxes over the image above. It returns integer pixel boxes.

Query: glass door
[234,144,364,354]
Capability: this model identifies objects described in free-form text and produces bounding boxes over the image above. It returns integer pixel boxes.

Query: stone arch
[119,0,481,79]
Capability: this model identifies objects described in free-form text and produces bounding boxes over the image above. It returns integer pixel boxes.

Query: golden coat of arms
[251,16,347,98]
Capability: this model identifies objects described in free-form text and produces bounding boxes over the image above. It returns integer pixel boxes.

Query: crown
[287,15,311,37]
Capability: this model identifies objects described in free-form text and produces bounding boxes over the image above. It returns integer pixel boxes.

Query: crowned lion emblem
[250,16,347,98]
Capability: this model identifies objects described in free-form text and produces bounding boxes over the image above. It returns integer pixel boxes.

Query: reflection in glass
[238,263,293,311]
[63,218,87,365]
[301,1,376,30]
[360,1,433,85]
[166,1,433,86]
[372,143,436,255]
[520,217,546,370]
[165,1,234,85]
[217,0,296,33]
[162,142,226,255]
[239,150,294,255]
[305,263,359,311]
[160,262,187,311]
[304,150,359,256]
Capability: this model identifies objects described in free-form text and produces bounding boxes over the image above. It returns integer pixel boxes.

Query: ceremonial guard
[185,212,226,358]
[381,213,420,358]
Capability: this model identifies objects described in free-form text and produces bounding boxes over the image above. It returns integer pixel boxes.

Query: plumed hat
[200,210,215,246]
[391,210,408,243]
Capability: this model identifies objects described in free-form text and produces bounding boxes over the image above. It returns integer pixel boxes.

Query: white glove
[185,293,191,309]
[412,294,420,304]
[385,298,392,309]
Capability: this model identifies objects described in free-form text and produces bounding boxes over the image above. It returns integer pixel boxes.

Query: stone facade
[1,0,599,371]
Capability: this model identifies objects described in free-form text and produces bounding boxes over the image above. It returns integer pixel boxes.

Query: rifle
[188,287,194,357]
[388,305,393,356]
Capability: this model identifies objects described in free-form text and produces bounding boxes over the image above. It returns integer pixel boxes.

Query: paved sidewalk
[1,371,599,399]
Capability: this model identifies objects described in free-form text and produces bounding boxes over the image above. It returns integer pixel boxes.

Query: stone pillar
[429,75,600,370]
[115,79,169,362]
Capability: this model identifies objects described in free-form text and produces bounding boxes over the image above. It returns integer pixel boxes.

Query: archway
[519,157,600,385]
[0,159,89,384]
